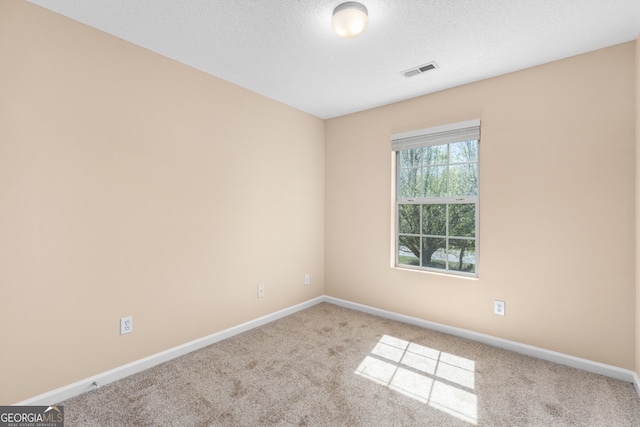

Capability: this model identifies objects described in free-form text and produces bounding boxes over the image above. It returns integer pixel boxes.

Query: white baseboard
[16,296,325,406]
[325,296,639,392]
[16,294,640,405]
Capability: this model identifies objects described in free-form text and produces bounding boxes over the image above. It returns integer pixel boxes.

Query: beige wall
[326,43,636,369]
[0,1,325,404]
[636,34,640,379]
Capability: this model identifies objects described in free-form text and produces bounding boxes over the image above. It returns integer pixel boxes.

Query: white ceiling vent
[401,61,439,78]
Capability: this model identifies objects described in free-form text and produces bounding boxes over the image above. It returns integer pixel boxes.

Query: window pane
[395,130,479,275]
[449,163,478,196]
[424,144,448,165]
[422,237,446,270]
[449,204,476,237]
[400,167,422,198]
[423,166,447,197]
[400,148,423,168]
[450,140,478,163]
[398,204,420,234]
[423,204,446,236]
[399,236,420,266]
[448,239,476,273]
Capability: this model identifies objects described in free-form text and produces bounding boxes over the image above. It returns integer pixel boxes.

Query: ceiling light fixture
[331,2,368,38]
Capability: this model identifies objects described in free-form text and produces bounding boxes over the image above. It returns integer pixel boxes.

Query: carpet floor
[59,303,640,426]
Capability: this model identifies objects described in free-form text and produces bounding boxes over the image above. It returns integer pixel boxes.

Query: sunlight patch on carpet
[355,335,477,425]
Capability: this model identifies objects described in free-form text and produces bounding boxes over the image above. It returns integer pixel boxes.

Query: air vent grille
[401,61,439,78]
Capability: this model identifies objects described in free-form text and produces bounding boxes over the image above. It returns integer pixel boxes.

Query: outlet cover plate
[304,274,310,285]
[257,285,265,298]
[120,316,132,334]
[494,300,505,316]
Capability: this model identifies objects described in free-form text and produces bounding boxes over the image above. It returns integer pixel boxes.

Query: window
[392,120,480,276]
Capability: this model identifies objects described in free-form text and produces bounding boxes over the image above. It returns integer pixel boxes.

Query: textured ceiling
[26,0,640,119]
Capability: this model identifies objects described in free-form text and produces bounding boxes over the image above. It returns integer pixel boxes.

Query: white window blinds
[391,119,480,151]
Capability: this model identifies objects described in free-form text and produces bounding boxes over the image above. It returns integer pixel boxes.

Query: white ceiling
[26,0,640,119]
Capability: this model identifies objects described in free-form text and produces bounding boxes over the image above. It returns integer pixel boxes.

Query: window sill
[392,265,479,281]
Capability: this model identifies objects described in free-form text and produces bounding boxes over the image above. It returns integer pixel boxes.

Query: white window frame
[392,120,480,277]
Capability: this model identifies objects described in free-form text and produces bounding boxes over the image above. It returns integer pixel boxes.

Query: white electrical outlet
[120,316,133,335]
[304,274,310,285]
[494,300,505,316]
[257,285,265,298]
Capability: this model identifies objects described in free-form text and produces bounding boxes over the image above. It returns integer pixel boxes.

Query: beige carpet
[59,303,640,426]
